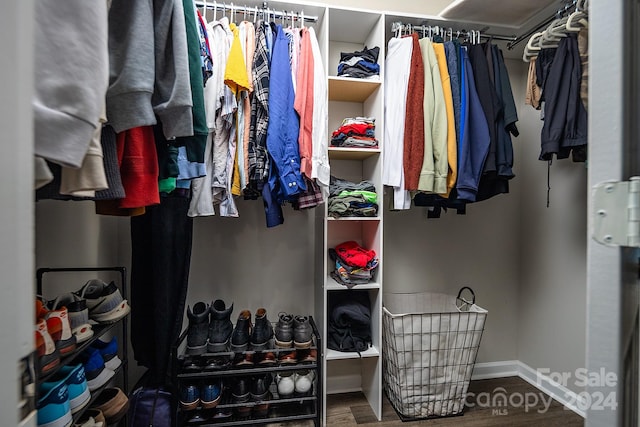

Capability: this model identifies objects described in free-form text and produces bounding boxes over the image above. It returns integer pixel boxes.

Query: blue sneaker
[37,378,72,427]
[89,337,121,371]
[81,348,115,392]
[50,364,90,415]
[201,381,222,409]
[179,384,200,411]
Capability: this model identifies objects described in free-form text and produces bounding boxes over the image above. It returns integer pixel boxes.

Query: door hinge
[593,177,640,247]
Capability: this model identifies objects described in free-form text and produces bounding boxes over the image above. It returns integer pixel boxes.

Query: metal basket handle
[456,286,476,311]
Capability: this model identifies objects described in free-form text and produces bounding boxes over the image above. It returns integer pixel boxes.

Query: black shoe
[203,355,231,371]
[186,302,210,355]
[274,312,293,348]
[211,385,232,422]
[250,308,273,350]
[250,373,272,418]
[232,377,251,419]
[230,310,251,352]
[293,315,312,349]
[207,300,233,352]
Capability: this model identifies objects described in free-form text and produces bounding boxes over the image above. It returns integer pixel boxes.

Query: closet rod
[391,22,517,42]
[194,1,318,23]
[506,1,578,49]
[506,14,558,50]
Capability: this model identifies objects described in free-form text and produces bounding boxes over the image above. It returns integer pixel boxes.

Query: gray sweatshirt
[34,0,109,168]
[106,0,156,133]
[152,0,194,139]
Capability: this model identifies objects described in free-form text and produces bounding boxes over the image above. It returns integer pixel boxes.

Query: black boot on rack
[186,302,210,355]
[230,310,252,352]
[207,299,234,352]
[250,308,273,350]
[250,373,273,418]
[231,377,251,419]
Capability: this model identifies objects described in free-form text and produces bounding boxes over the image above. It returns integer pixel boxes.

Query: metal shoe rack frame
[170,316,322,426]
[36,266,129,425]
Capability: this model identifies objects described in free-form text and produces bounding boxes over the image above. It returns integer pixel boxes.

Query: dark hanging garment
[535,47,557,104]
[444,41,461,144]
[457,47,491,203]
[539,34,587,162]
[492,45,518,180]
[475,45,519,202]
[130,193,193,385]
[466,43,500,174]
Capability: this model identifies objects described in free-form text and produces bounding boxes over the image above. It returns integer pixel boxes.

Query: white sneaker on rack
[275,371,295,398]
[294,370,315,395]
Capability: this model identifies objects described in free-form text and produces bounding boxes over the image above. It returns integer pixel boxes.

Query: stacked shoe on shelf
[36,278,130,427]
[178,301,317,423]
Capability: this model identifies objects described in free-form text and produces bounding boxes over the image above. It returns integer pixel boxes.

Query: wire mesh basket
[382,287,487,420]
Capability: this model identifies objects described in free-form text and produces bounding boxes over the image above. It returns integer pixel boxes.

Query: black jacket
[540,34,587,161]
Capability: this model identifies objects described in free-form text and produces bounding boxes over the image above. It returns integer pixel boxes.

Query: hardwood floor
[326,377,584,426]
[268,377,585,426]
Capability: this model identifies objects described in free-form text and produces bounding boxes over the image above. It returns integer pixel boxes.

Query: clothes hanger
[200,0,208,22]
[300,11,304,29]
[566,0,588,32]
[522,31,543,61]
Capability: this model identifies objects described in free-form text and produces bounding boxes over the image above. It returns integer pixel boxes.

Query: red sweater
[403,33,425,191]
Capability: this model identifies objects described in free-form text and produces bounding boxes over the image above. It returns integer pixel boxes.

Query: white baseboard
[471,360,520,380]
[325,359,586,418]
[472,360,586,418]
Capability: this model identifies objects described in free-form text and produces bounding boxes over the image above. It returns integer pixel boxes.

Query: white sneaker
[294,370,315,395]
[275,372,295,398]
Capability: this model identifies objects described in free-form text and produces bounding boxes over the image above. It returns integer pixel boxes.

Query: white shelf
[327,216,380,221]
[326,345,380,360]
[328,76,381,102]
[325,274,381,290]
[328,147,381,160]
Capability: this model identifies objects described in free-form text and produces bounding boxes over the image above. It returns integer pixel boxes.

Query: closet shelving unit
[315,6,386,423]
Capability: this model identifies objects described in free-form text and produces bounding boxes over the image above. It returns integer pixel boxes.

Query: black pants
[130,194,193,385]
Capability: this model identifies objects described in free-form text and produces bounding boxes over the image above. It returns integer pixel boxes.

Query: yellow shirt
[432,43,457,197]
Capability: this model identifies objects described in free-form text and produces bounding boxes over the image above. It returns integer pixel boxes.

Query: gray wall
[511,58,587,393]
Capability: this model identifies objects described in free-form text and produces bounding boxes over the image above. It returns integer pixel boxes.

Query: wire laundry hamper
[382,287,487,420]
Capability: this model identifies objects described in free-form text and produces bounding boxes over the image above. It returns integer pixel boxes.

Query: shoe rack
[36,266,130,425]
[171,316,322,426]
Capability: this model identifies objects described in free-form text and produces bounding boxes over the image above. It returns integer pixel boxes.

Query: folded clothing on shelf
[328,176,378,218]
[331,117,378,148]
[337,46,380,79]
[329,242,379,288]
